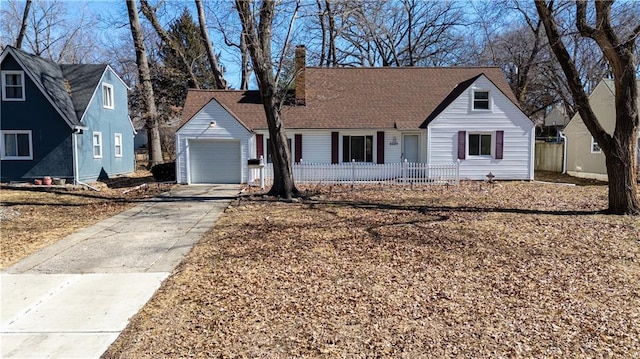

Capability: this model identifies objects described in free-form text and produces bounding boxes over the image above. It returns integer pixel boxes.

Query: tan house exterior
[562,79,640,181]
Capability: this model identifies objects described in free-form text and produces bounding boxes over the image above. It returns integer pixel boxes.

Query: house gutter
[558,131,567,174]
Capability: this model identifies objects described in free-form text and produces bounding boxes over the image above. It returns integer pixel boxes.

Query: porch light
[209,121,217,127]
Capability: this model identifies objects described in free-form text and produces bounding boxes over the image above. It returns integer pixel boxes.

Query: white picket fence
[250,160,459,187]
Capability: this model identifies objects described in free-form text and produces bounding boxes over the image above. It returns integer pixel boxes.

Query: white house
[176,46,534,184]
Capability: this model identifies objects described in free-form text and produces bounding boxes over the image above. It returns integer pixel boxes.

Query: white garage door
[189,140,241,184]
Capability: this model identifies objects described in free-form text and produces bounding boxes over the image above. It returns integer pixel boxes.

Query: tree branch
[275,0,300,87]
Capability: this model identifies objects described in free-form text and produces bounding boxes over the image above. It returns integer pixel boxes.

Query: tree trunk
[15,0,32,49]
[139,0,201,89]
[236,0,299,199]
[536,0,639,215]
[606,143,639,214]
[195,0,227,89]
[239,33,250,90]
[126,0,162,167]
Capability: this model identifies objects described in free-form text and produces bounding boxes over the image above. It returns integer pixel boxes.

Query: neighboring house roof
[180,67,520,131]
[0,46,126,129]
[544,104,569,127]
[61,64,108,121]
[564,78,640,130]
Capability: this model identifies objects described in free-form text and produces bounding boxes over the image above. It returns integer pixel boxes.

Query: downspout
[558,131,567,174]
[73,127,99,191]
[72,129,80,185]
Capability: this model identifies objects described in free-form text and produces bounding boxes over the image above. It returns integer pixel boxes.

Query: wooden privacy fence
[251,160,460,187]
[535,141,563,172]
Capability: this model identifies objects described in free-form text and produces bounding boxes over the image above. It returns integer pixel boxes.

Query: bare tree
[536,0,639,215]
[195,0,227,89]
[126,0,162,167]
[1,0,98,63]
[333,0,465,67]
[15,0,32,48]
[235,0,300,199]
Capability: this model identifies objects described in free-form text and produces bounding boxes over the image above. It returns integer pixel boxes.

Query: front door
[402,134,419,163]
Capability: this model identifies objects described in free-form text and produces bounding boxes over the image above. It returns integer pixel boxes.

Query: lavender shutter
[457,131,466,160]
[495,131,504,159]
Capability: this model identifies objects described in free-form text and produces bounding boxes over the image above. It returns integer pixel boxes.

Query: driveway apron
[1,184,239,358]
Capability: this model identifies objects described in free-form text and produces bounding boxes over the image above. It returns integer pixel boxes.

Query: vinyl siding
[427,76,534,180]
[176,99,252,183]
[76,68,134,182]
[563,80,616,179]
[1,54,73,181]
[253,129,419,165]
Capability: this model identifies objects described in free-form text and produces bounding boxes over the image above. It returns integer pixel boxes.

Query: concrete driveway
[1,184,239,358]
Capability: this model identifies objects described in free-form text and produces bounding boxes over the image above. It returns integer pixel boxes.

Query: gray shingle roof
[3,46,108,128]
[61,64,108,121]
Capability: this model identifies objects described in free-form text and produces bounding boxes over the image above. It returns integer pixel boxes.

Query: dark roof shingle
[3,46,110,127]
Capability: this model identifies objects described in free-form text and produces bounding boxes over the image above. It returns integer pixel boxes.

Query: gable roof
[0,46,123,129]
[61,64,108,121]
[180,67,521,131]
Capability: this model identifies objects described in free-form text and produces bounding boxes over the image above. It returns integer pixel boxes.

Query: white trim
[471,89,491,111]
[1,130,33,160]
[590,136,602,153]
[114,133,123,157]
[1,70,25,101]
[467,132,494,158]
[102,83,114,109]
[341,134,374,163]
[92,131,103,158]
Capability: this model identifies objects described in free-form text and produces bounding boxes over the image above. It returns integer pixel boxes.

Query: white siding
[427,76,534,180]
[298,131,331,162]
[176,99,252,183]
[254,129,421,165]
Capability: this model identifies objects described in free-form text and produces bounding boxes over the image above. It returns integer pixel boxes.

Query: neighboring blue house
[0,46,135,183]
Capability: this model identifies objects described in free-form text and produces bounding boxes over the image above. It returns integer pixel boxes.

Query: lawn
[0,173,172,268]
[103,180,640,358]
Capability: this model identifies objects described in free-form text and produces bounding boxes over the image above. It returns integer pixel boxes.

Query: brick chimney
[295,45,306,106]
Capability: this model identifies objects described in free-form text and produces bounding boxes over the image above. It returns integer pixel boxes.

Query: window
[266,138,292,163]
[468,133,492,156]
[102,83,114,109]
[93,132,102,158]
[343,135,373,162]
[114,133,123,157]
[2,71,25,101]
[473,90,490,110]
[1,130,32,159]
[591,137,601,153]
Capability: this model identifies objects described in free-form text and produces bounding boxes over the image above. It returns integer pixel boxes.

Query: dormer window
[2,71,25,101]
[102,83,114,109]
[473,90,490,110]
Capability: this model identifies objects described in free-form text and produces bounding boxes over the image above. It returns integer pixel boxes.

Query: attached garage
[188,140,241,184]
[175,96,253,184]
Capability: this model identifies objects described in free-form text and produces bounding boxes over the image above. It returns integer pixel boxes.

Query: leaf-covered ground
[0,173,172,268]
[104,180,640,358]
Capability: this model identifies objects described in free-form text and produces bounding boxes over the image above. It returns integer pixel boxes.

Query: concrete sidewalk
[1,184,239,358]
